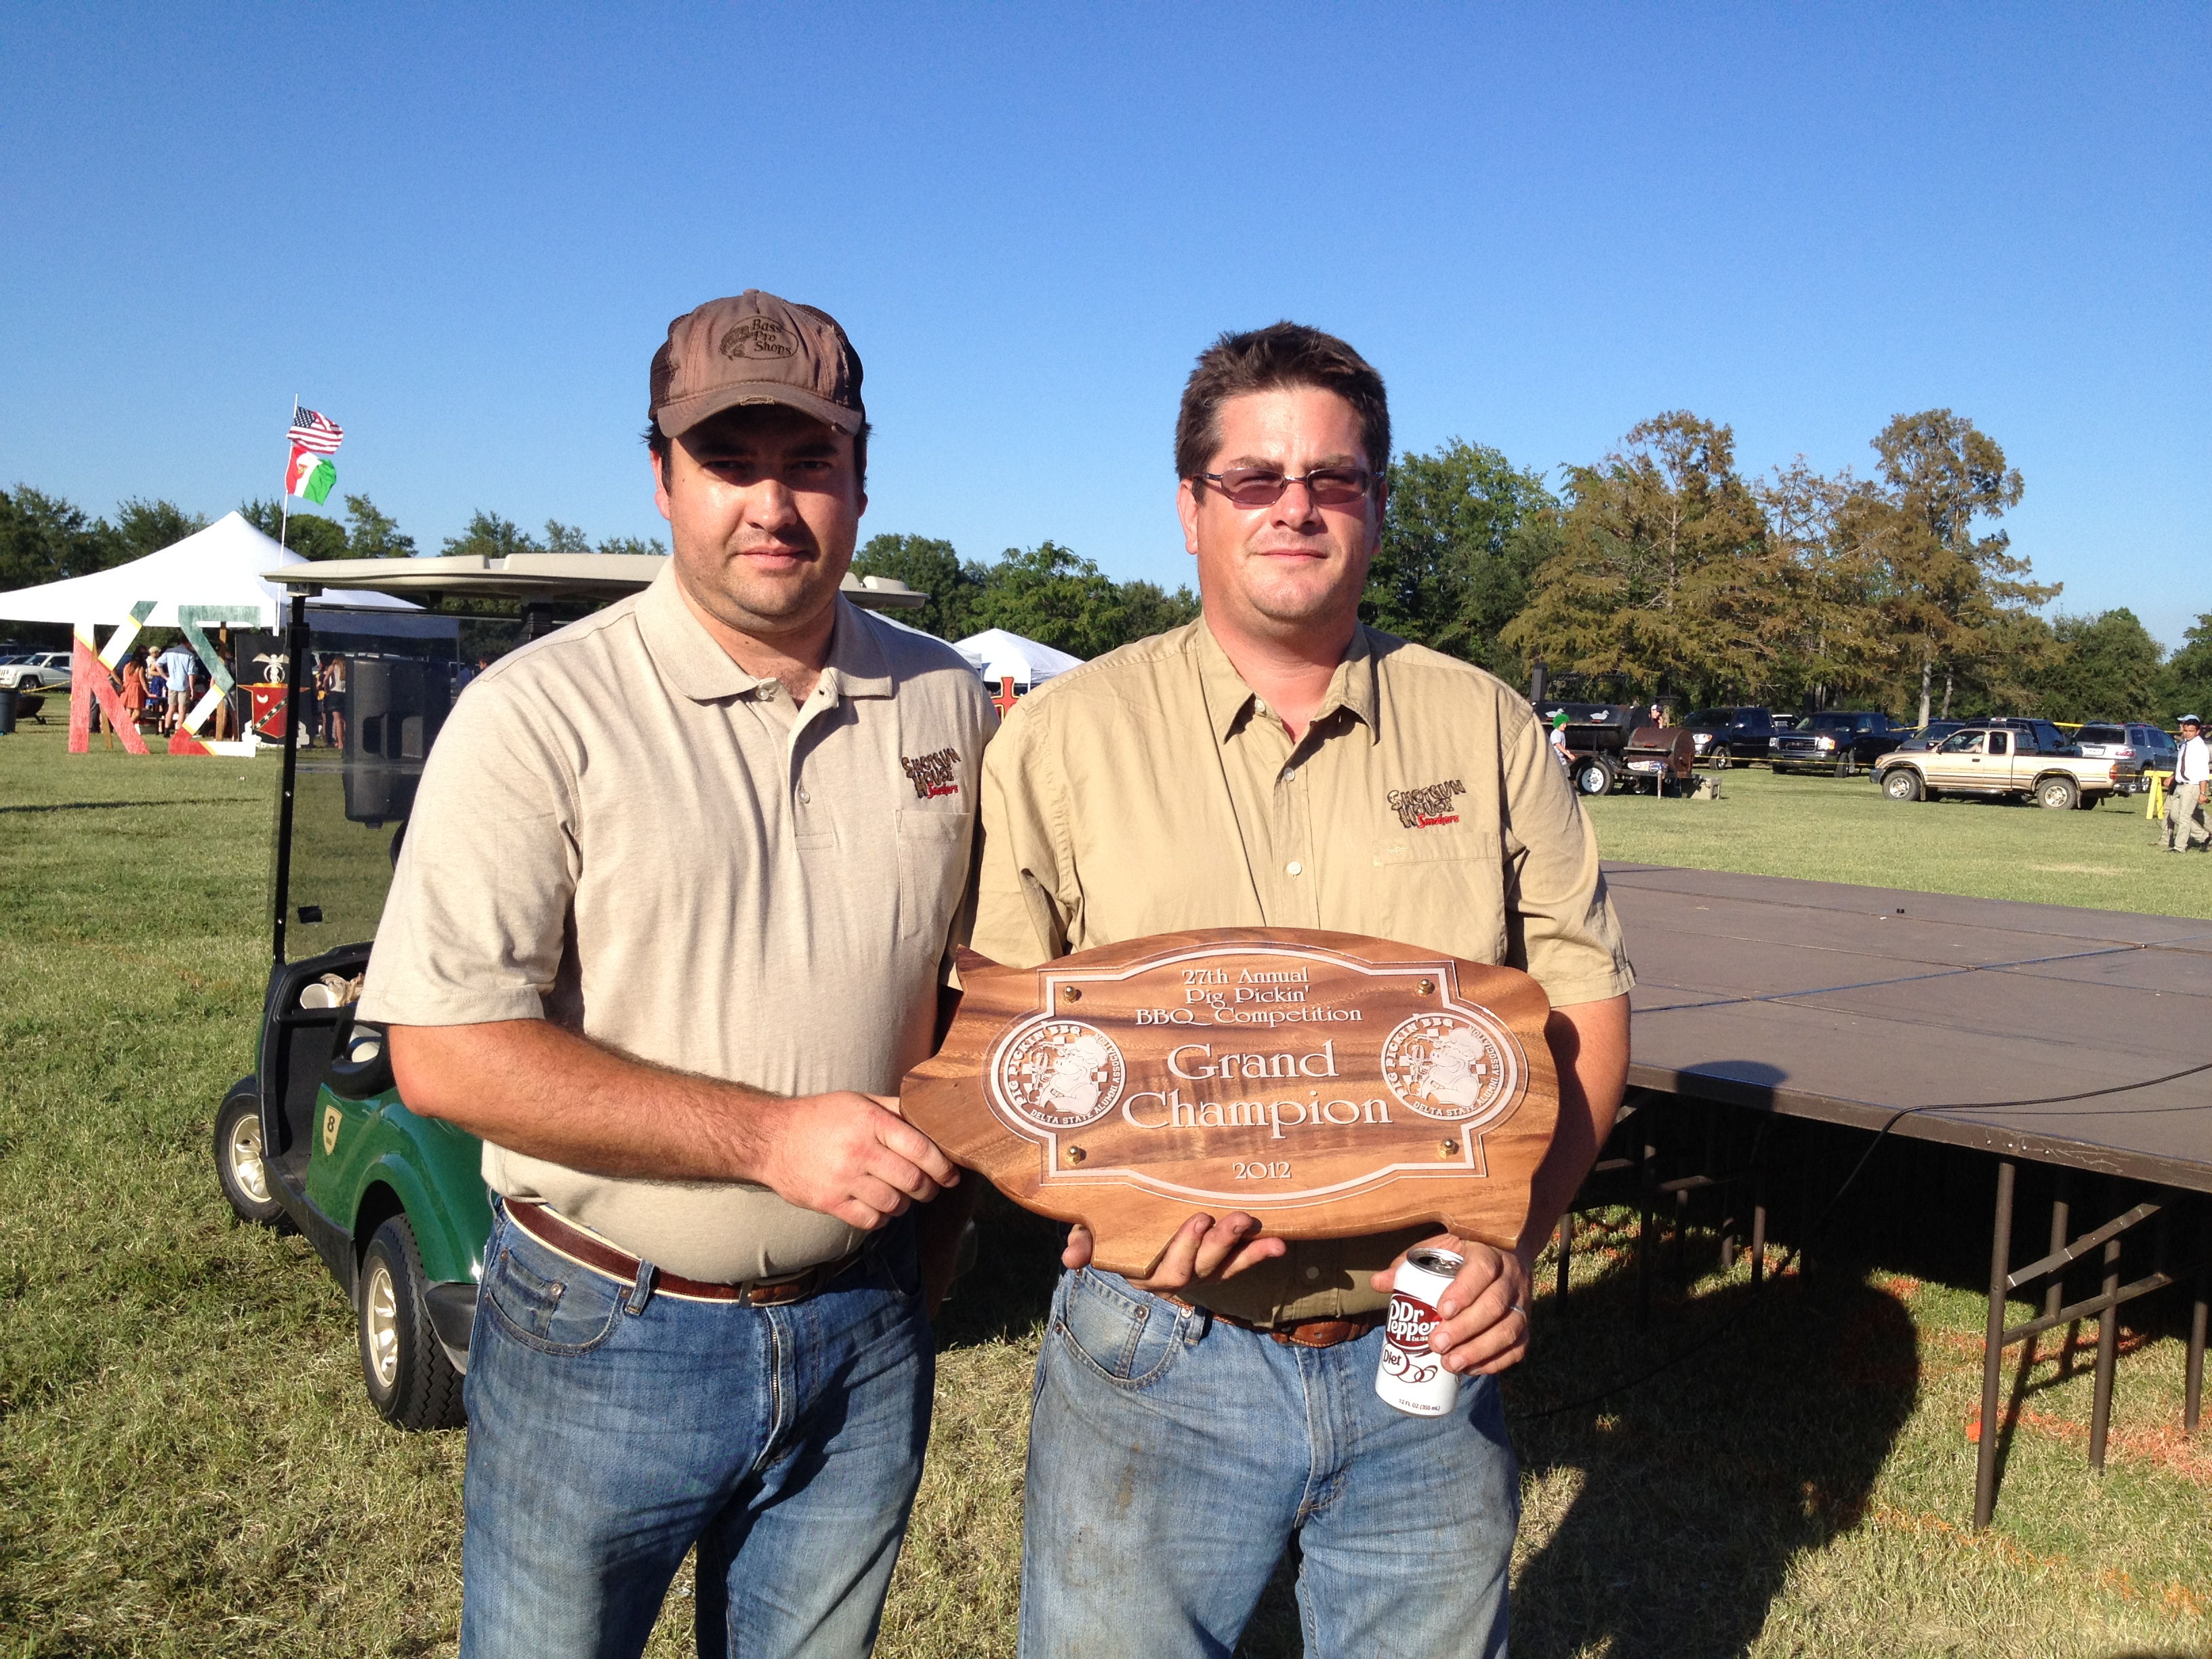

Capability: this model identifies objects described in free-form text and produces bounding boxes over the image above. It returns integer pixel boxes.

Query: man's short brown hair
[1174,323,1391,482]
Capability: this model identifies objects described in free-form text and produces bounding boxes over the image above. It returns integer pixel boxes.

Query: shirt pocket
[1365,834,1508,962]
[895,808,975,945]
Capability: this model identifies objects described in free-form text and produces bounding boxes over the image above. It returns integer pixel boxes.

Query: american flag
[287,407,344,454]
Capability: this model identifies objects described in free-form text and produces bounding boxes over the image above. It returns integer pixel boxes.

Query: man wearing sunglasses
[971,323,1633,1657]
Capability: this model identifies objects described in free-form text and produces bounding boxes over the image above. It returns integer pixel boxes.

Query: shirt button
[1303,1266,1320,1281]
[1286,861,1303,876]
[1283,766,1297,781]
[797,789,811,804]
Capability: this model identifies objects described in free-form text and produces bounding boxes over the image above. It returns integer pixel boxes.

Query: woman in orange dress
[120,651,149,731]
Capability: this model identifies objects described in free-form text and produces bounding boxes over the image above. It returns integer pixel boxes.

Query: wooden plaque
[901,928,1559,1277]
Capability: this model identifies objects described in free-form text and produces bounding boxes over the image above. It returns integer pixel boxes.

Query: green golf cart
[212,554,927,1429]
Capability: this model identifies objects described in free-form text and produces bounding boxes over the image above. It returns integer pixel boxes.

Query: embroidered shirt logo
[1387,779,1465,829]
[901,747,961,800]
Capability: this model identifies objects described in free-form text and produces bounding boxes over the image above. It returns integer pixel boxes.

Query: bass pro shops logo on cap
[720,316,798,361]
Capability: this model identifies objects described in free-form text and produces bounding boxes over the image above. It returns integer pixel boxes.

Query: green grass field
[2,719,2207,1658]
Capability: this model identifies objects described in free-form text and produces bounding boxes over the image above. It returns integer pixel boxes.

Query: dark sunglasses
[1197,466,1376,508]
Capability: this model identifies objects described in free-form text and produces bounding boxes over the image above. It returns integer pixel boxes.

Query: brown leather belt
[505,1200,861,1307]
[1162,1292,1382,1349]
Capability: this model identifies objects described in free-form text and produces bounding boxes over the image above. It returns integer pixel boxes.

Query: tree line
[8,411,2207,725]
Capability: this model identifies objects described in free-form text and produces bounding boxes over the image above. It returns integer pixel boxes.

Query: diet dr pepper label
[1376,1246,1464,1417]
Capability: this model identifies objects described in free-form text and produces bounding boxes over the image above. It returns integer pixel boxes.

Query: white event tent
[953,627,1084,688]
[0,510,449,639]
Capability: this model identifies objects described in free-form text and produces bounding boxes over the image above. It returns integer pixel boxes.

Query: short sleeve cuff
[1531,967,1636,1010]
[356,986,547,1027]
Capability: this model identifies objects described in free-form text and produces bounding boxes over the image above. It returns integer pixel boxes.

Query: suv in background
[1769,711,1910,777]
[2074,722,2177,792]
[1684,707,1780,766]
[0,651,72,692]
[1897,720,1969,752]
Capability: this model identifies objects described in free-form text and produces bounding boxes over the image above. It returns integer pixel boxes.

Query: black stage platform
[1610,863,2212,1192]
[1602,864,2211,1525]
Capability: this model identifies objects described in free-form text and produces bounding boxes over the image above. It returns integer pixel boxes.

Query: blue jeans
[1020,1268,1518,1659]
[459,1204,933,1658]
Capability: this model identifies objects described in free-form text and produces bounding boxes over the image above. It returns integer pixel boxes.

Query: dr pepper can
[1376,1246,1464,1416]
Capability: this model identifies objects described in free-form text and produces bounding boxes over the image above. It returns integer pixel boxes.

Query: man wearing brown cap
[972,323,1631,1657]
[363,291,994,1656]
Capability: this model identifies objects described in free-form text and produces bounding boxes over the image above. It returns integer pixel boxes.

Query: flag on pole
[287,444,337,504]
[288,407,345,454]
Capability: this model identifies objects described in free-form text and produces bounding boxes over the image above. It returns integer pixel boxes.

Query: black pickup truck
[1683,707,1782,767]
[1769,711,1910,777]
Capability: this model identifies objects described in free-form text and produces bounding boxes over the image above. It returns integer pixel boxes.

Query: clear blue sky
[3,4,2205,646]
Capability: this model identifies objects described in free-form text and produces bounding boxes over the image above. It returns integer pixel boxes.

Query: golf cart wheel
[1574,757,1614,796]
[359,1215,467,1431]
[214,1080,291,1229]
[1882,769,1923,803]
[2036,776,2079,811]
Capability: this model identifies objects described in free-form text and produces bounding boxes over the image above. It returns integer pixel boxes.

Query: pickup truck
[1769,711,1910,777]
[1683,707,1781,767]
[1874,725,2135,810]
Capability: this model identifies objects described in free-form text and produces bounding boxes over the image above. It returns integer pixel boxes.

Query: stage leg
[2089,1228,2123,1473]
[2044,1172,2070,1326]
[1973,1159,2015,1531]
[2186,1206,2206,1437]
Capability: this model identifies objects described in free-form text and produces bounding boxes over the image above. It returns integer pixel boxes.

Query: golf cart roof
[261,554,928,609]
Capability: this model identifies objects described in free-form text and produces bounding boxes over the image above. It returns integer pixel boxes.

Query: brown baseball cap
[649,289,865,439]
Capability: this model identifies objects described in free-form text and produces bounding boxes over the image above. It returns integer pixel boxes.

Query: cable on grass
[1506,1058,2212,1426]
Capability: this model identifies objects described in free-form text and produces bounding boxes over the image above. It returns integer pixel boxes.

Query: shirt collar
[637,565,893,703]
[1195,615,1380,746]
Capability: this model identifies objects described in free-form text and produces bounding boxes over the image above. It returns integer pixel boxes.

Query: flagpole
[279,394,297,552]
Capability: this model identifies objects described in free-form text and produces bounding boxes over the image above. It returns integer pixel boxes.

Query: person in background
[319,653,348,750]
[120,651,149,734]
[1551,706,1572,766]
[2165,714,2209,853]
[157,639,197,734]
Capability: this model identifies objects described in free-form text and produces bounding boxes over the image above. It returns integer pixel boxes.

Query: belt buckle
[744,1268,816,1308]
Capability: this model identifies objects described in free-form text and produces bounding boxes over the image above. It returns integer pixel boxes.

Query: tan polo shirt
[361,568,996,1282]
[972,616,1631,1324]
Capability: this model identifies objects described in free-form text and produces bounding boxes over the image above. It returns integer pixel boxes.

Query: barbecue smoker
[1556,715,1697,797]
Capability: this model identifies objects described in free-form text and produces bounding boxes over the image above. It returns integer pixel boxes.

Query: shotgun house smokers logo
[1387,779,1465,828]
[901,747,961,800]
[1378,1010,1521,1125]
[993,1019,1126,1130]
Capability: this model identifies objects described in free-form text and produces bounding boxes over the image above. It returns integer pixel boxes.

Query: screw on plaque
[1439,1139,1459,1157]
[1065,1146,1087,1166]
[1417,979,1435,995]
[1063,986,1082,1002]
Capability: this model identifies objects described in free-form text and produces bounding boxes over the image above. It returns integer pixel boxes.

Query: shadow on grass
[1504,1258,1918,1659]
[1228,1244,1920,1659]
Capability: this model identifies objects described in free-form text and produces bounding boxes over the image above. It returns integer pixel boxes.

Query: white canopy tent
[0,510,439,636]
[953,627,1084,688]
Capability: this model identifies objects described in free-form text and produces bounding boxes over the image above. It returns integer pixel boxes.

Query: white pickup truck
[1874,724,2132,810]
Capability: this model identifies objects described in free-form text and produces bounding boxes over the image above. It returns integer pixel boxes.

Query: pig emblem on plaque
[903,927,1561,1277]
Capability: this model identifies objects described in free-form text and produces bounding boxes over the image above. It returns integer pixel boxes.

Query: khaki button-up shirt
[362,569,996,1282]
[972,617,1631,1324]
